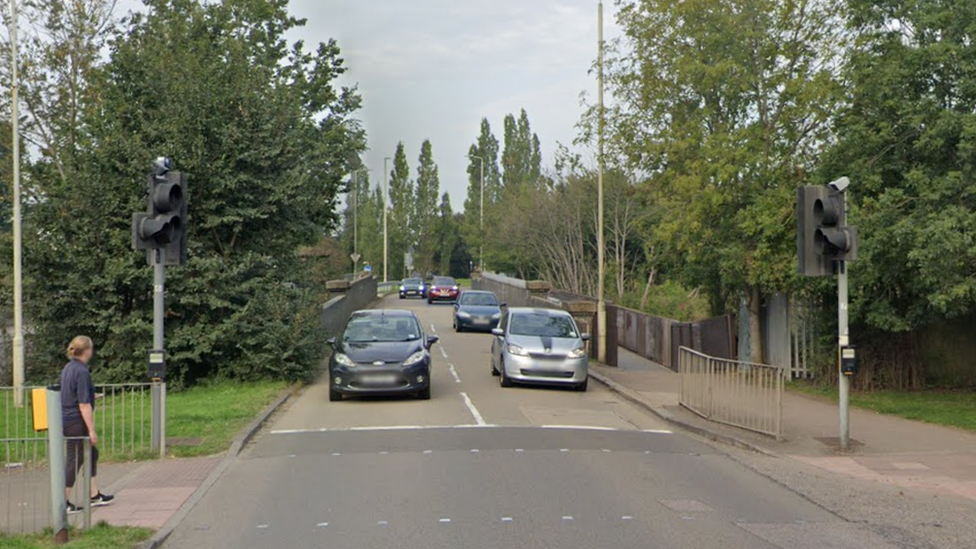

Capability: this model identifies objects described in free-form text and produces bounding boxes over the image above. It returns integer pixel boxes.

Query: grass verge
[1,380,287,463]
[0,522,152,549]
[789,380,976,433]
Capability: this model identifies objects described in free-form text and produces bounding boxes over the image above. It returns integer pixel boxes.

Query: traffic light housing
[132,158,188,265]
[797,185,857,277]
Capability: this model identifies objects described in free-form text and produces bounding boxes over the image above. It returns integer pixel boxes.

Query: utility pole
[468,154,485,270]
[10,0,25,406]
[383,156,391,282]
[596,0,607,364]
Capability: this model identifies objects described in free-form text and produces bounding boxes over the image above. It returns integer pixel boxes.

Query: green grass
[0,521,152,549]
[165,380,287,457]
[2,380,286,463]
[455,278,472,288]
[789,380,976,433]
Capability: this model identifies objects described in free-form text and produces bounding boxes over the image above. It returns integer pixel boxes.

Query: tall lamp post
[351,167,369,272]
[9,0,25,405]
[596,0,607,363]
[383,156,391,283]
[467,154,485,270]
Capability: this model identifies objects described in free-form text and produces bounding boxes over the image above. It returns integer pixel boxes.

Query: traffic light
[132,157,188,265]
[797,182,857,277]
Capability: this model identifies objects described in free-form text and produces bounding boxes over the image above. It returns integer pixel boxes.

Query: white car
[490,308,589,391]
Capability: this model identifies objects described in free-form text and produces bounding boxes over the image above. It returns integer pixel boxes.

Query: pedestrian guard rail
[678,347,784,439]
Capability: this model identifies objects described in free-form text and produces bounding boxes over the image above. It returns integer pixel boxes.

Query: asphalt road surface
[164,294,906,549]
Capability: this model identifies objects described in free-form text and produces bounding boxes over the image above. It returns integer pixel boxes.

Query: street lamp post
[10,0,25,405]
[383,156,391,283]
[351,167,369,274]
[596,0,607,364]
[467,154,485,270]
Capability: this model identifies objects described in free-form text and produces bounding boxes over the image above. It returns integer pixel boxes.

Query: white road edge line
[448,364,462,384]
[460,391,487,426]
[269,424,670,434]
[439,347,449,359]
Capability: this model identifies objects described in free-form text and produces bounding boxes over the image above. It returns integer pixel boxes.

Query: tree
[387,142,413,278]
[340,168,373,272]
[24,0,365,384]
[501,109,542,191]
[413,140,440,274]
[604,0,843,362]
[463,119,501,270]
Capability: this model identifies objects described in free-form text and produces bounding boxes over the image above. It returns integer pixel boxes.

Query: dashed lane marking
[431,324,437,333]
[501,517,514,522]
[439,518,451,523]
[316,522,329,528]
[440,347,449,359]
[460,391,487,426]
[448,364,462,384]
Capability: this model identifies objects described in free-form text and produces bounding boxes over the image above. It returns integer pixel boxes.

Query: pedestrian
[60,335,114,513]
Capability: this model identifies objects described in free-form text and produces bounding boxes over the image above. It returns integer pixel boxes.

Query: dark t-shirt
[60,359,95,426]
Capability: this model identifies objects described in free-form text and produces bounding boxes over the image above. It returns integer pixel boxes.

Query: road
[164,294,904,549]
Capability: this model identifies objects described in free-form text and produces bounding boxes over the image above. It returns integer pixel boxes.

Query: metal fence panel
[678,347,784,439]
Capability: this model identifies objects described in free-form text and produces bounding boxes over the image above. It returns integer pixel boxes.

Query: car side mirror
[491,328,504,336]
[427,335,439,347]
[580,333,591,341]
[326,337,337,346]
[500,303,507,308]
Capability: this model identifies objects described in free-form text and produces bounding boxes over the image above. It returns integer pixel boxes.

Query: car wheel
[499,362,513,387]
[417,385,431,400]
[576,378,588,392]
[455,323,463,333]
[329,387,343,401]
[399,294,404,299]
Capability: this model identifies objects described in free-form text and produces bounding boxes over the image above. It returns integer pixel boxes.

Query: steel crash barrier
[678,347,784,439]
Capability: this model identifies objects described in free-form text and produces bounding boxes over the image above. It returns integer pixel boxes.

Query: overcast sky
[113,1,621,210]
[285,0,621,210]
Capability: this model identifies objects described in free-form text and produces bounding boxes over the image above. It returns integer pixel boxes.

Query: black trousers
[64,421,98,489]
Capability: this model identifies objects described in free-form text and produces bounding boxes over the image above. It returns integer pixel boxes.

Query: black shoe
[91,492,115,507]
[66,501,82,514]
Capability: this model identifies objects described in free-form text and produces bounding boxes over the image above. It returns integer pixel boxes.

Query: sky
[284,0,621,210]
[111,0,622,211]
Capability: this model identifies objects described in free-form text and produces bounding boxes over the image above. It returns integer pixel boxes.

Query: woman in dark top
[60,335,114,512]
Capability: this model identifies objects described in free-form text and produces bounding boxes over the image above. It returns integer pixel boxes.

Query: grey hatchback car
[490,308,590,391]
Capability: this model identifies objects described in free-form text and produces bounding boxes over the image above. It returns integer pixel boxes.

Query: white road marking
[270,424,663,435]
[471,449,480,453]
[448,364,462,384]
[501,517,514,522]
[316,522,329,527]
[439,518,451,523]
[256,524,269,529]
[460,392,487,426]
[562,516,574,521]
[560,448,569,453]
[515,448,524,453]
[440,347,449,359]
[540,424,617,431]
[377,520,389,526]
[642,429,674,434]
[423,450,433,454]
[378,451,389,455]
[622,516,633,521]
[287,454,296,458]
[601,449,611,453]
[431,323,437,333]
[331,452,341,456]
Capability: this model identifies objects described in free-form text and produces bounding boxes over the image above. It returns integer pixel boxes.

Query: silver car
[490,308,590,391]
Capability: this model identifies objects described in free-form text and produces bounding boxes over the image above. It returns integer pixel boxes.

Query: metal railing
[2,383,155,465]
[678,347,784,439]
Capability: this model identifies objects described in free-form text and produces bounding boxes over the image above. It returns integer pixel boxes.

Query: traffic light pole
[151,250,166,457]
[837,190,850,451]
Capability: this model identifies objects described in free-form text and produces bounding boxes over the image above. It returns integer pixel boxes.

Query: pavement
[592,347,976,504]
[155,294,947,549]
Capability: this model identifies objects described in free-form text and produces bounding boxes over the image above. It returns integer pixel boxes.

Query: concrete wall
[320,276,378,338]
[472,272,551,308]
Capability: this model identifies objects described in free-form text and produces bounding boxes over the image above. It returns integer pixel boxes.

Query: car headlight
[403,351,426,366]
[334,353,356,367]
[506,343,528,356]
[420,285,425,291]
[491,312,501,319]
[400,285,405,291]
[568,347,587,359]
[452,286,459,291]
[457,311,471,319]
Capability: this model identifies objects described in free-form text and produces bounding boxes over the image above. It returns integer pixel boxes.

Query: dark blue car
[327,309,438,401]
[452,290,504,332]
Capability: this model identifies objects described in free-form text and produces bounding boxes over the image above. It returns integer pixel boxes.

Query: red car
[427,276,460,304]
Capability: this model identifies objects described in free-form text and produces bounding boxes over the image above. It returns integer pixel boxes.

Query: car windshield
[509,313,577,338]
[432,277,455,287]
[403,278,423,285]
[460,293,498,306]
[342,316,421,342]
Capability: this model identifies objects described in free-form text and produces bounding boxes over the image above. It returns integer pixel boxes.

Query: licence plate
[361,374,397,384]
